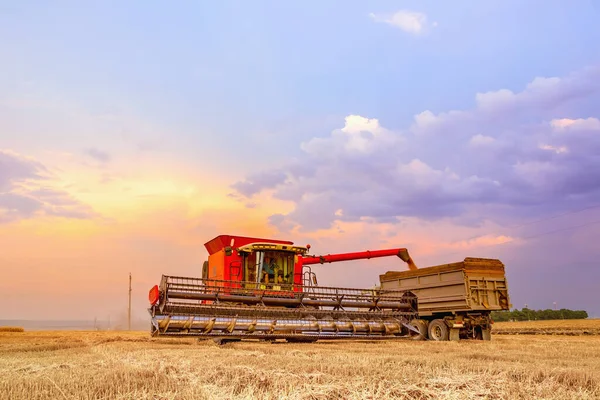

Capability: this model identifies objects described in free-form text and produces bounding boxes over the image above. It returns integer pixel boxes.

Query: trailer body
[379,257,511,341]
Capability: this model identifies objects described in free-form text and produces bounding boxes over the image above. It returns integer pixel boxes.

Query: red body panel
[203,235,411,291]
[149,234,416,306]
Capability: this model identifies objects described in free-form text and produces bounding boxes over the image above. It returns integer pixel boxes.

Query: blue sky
[1,1,600,319]
[4,1,599,160]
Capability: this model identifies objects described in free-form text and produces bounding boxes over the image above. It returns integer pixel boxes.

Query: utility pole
[128,272,132,331]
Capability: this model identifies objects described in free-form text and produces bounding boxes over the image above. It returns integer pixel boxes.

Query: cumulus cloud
[231,65,600,232]
[0,149,97,223]
[369,10,434,35]
[301,115,400,157]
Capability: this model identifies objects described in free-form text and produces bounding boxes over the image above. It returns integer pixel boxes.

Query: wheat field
[493,319,600,335]
[1,322,599,400]
[0,326,25,332]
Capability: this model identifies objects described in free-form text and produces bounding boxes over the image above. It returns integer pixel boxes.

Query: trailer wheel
[428,319,449,341]
[409,319,428,340]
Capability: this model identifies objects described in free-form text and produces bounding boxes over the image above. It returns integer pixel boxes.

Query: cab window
[243,251,295,285]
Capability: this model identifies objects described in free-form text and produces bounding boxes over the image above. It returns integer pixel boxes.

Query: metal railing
[158,275,418,312]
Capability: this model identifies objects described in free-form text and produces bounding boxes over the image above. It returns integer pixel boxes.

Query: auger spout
[301,248,418,270]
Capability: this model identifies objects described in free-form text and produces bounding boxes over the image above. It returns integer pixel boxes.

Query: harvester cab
[200,235,310,289]
[148,234,421,342]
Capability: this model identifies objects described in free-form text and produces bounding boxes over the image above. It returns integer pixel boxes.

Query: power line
[411,203,600,260]
[434,218,600,259]
[430,203,600,258]
[520,219,600,241]
[502,203,600,230]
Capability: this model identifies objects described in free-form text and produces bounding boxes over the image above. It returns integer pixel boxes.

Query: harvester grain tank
[148,235,420,342]
[379,257,512,341]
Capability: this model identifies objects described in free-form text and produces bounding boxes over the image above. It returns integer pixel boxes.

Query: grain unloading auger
[148,235,420,342]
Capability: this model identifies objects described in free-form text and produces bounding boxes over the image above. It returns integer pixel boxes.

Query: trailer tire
[428,319,449,341]
[409,319,428,340]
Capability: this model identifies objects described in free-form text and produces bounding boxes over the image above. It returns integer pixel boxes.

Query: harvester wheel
[213,338,241,345]
[409,319,428,340]
[286,337,318,343]
[428,319,449,341]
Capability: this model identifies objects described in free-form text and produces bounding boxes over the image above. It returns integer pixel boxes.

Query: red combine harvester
[148,234,420,342]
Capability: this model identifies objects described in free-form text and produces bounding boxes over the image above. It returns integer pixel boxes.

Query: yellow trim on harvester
[236,242,309,255]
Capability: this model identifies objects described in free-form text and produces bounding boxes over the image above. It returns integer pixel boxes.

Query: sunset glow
[2,1,600,323]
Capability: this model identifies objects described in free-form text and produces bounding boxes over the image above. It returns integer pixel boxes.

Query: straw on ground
[0,320,599,400]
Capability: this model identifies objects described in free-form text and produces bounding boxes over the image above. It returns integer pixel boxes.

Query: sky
[2,1,600,323]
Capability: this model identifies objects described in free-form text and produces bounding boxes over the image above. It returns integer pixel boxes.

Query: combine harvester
[148,235,511,342]
[148,234,420,343]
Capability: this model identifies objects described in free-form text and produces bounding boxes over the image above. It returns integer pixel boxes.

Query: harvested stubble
[493,319,600,336]
[0,326,25,332]
[1,330,599,400]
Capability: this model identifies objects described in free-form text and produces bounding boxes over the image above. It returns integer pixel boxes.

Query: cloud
[476,68,599,115]
[231,170,288,197]
[85,147,111,163]
[0,193,42,222]
[231,64,600,232]
[0,149,48,190]
[369,10,435,35]
[539,144,568,154]
[469,134,496,147]
[550,117,600,131]
[300,115,399,156]
[445,234,516,251]
[0,149,98,223]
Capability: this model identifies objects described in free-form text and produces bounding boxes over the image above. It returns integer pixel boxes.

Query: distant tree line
[491,308,588,322]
